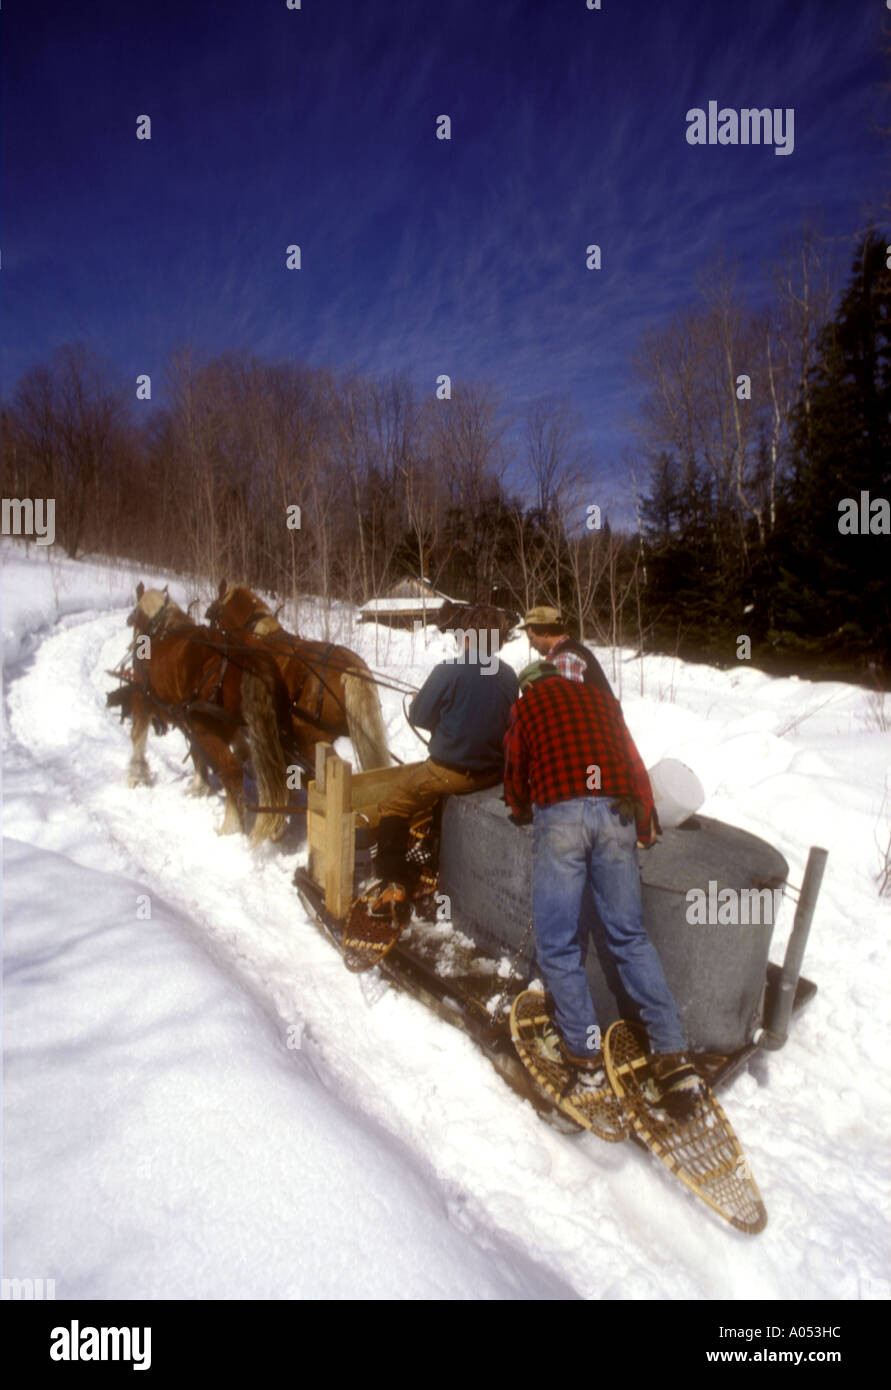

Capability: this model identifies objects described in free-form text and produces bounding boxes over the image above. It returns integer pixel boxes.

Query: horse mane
[218,585,283,636]
[132,588,193,637]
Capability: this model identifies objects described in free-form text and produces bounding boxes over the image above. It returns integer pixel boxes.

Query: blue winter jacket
[409,659,519,773]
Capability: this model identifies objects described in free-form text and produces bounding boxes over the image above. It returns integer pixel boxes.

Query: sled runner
[604,1020,768,1234]
[295,866,583,1133]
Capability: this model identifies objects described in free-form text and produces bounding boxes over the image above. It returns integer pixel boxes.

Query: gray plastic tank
[438,787,789,1054]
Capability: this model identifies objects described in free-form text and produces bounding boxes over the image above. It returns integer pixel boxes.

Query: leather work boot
[645,1051,706,1119]
[365,879,410,922]
[563,1046,609,1091]
[536,1027,608,1090]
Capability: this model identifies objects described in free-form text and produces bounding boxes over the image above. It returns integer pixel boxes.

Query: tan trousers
[375,758,501,826]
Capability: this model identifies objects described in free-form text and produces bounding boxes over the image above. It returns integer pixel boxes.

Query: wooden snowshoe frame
[605,1021,768,1234]
[510,991,630,1142]
[342,898,406,972]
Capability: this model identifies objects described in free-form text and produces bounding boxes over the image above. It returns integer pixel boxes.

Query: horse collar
[245,610,263,632]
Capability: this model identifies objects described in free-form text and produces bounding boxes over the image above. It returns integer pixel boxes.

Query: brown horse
[122,584,291,844]
[205,582,391,771]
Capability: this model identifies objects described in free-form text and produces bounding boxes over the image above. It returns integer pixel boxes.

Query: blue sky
[3,0,887,504]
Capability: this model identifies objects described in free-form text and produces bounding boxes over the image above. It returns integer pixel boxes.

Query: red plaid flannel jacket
[503,674,654,831]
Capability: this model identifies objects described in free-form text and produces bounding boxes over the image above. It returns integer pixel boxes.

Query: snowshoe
[510,990,630,1142]
[342,881,411,973]
[604,1020,767,1234]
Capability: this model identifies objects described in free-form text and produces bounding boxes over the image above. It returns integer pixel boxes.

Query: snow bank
[3,838,569,1299]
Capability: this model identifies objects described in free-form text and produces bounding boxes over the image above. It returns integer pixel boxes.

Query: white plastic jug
[647,758,705,828]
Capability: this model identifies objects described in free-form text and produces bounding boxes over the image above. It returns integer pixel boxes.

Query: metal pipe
[759,845,828,1050]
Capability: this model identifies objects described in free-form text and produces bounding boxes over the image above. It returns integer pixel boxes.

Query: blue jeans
[531,797,686,1057]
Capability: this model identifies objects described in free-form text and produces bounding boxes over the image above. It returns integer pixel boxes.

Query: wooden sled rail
[307,743,425,918]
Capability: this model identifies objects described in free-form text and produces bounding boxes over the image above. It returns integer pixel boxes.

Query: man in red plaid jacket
[503,661,702,1116]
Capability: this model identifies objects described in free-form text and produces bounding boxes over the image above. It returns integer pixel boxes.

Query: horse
[121,584,292,845]
[205,582,392,772]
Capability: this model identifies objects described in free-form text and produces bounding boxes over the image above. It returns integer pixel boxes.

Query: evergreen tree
[773,232,891,671]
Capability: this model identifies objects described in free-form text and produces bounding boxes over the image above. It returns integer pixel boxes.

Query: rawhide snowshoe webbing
[342,885,410,972]
[510,990,629,1142]
[604,1020,767,1234]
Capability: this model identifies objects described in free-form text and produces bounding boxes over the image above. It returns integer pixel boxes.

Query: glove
[508,809,533,827]
[636,807,661,850]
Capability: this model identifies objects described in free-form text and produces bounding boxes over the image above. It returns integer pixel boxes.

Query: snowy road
[3,545,890,1300]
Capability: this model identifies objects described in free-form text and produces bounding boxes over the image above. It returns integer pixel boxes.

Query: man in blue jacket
[370,609,519,915]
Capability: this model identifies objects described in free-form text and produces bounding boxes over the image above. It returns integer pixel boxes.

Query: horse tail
[343,668,391,770]
[242,664,288,845]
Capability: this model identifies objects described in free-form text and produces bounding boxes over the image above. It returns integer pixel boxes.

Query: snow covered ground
[2,541,890,1301]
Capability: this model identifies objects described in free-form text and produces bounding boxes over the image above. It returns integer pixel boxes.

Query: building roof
[359,595,450,614]
[358,577,463,615]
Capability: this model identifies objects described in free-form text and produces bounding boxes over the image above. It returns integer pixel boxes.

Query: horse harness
[226,602,342,729]
[291,641,339,728]
[117,613,236,737]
